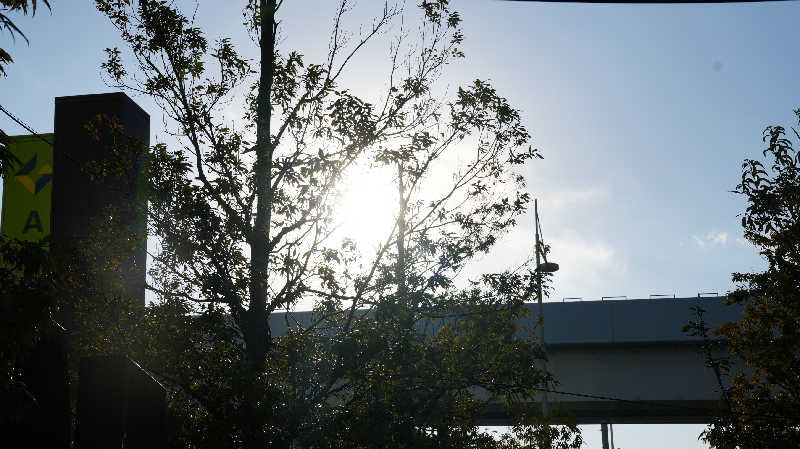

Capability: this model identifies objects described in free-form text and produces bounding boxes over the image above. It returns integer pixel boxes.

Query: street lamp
[537,261,559,273]
[534,198,558,317]
[534,198,557,416]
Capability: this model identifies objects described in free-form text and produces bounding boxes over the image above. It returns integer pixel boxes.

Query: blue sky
[2,1,799,447]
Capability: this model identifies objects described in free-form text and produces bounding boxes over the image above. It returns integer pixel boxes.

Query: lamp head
[536,261,559,273]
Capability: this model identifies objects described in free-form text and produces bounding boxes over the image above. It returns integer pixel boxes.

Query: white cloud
[692,231,729,248]
[547,230,627,299]
[457,187,619,299]
[455,225,626,302]
[539,187,608,216]
[709,231,728,245]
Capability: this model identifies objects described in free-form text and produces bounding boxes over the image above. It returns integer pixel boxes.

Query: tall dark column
[5,93,154,449]
[4,93,152,449]
[52,92,149,305]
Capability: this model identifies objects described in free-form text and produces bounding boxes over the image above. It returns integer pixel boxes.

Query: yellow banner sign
[1,134,54,242]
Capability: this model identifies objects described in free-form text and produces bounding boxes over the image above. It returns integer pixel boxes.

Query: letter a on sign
[1,134,54,243]
[23,210,43,234]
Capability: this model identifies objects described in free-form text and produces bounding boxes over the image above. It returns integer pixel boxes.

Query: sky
[2,1,800,448]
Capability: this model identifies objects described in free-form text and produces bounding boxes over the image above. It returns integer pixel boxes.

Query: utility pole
[601,423,610,449]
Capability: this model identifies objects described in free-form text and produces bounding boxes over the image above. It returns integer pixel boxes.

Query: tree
[0,0,51,76]
[0,0,60,423]
[0,236,61,426]
[698,109,800,449]
[92,1,580,447]
[0,0,52,176]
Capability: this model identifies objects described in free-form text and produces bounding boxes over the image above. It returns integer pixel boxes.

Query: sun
[332,163,398,251]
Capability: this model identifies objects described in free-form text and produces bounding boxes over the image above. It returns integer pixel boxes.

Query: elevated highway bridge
[271,296,743,425]
[483,296,742,425]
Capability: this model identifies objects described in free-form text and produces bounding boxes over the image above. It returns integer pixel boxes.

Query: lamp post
[534,199,558,416]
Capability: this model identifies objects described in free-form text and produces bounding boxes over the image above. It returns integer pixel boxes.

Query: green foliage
[0,0,52,177]
[0,0,60,402]
[700,109,800,449]
[0,235,60,424]
[0,0,51,75]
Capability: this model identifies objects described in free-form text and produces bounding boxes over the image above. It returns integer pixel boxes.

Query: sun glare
[333,164,398,251]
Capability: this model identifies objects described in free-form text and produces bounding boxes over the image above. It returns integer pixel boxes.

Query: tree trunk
[243,1,277,448]
[396,162,407,299]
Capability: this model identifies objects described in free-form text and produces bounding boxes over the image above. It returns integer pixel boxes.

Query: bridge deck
[271,297,742,425]
[496,296,741,424]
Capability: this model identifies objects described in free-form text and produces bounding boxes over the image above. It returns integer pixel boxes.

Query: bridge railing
[561,292,722,302]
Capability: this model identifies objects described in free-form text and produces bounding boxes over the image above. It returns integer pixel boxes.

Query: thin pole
[535,199,548,415]
[601,423,609,449]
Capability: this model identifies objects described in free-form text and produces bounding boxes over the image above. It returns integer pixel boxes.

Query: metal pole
[535,199,548,415]
[601,423,610,449]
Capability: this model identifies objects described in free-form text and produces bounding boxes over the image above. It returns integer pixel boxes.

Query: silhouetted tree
[0,0,58,423]
[0,236,60,426]
[93,1,581,447]
[700,109,800,449]
[0,0,52,176]
[0,0,51,76]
